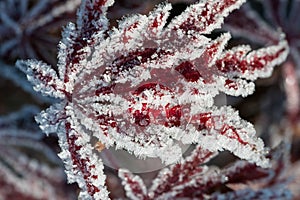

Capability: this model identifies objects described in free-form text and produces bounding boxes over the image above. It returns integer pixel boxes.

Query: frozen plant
[224,3,300,196]
[0,0,80,64]
[224,0,300,124]
[0,106,74,200]
[119,143,292,199]
[0,0,80,103]
[16,0,288,199]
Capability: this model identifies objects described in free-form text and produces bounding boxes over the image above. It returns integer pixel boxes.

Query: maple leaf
[119,145,220,199]
[119,143,292,199]
[16,0,288,199]
[224,0,300,124]
[218,142,292,199]
[224,5,300,198]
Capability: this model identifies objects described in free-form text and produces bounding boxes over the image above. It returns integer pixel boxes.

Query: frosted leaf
[119,142,292,199]
[215,40,289,97]
[0,107,72,199]
[119,168,147,200]
[168,0,247,35]
[224,0,300,122]
[118,146,222,199]
[35,102,67,136]
[216,40,289,81]
[218,142,292,200]
[16,60,65,99]
[57,0,114,94]
[0,0,80,64]
[76,0,113,35]
[57,105,109,199]
[0,61,54,103]
[175,106,270,167]
[16,0,289,199]
[148,146,219,198]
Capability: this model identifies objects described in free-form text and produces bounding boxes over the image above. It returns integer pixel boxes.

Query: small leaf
[119,168,148,200]
[149,146,217,198]
[16,60,65,98]
[58,105,109,199]
[168,0,247,34]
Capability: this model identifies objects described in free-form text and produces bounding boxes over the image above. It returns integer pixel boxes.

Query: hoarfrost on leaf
[0,106,73,199]
[119,142,292,199]
[224,0,300,122]
[16,0,289,199]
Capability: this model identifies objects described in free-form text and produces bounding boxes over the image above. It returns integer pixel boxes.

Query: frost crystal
[16,0,289,199]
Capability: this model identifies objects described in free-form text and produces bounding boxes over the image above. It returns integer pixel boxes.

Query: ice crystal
[16,0,289,199]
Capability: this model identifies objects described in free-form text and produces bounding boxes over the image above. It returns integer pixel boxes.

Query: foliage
[119,143,292,199]
[0,0,80,103]
[0,106,75,200]
[16,0,290,199]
